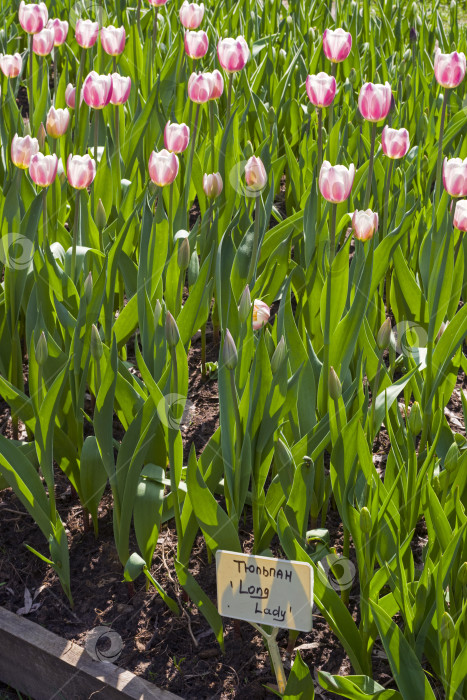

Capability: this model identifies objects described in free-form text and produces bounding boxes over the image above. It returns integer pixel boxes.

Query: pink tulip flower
[381,126,410,159]
[245,156,267,192]
[358,82,392,122]
[252,300,270,330]
[319,160,355,203]
[434,49,466,89]
[148,0,167,5]
[29,153,58,187]
[352,209,379,241]
[65,83,76,108]
[47,18,68,46]
[217,36,249,73]
[209,69,224,99]
[188,72,213,102]
[110,74,131,105]
[11,134,39,169]
[180,2,204,29]
[83,72,113,109]
[32,27,54,56]
[164,121,190,153]
[443,157,467,198]
[306,72,337,109]
[322,28,352,63]
[203,173,223,198]
[19,1,48,34]
[148,149,179,187]
[184,30,208,59]
[75,19,99,48]
[0,53,22,78]
[67,154,96,189]
[101,26,126,56]
[453,200,467,232]
[46,106,70,138]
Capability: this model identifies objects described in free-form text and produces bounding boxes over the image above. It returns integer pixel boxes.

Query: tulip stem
[209,100,215,172]
[363,122,377,210]
[226,73,233,125]
[322,202,337,414]
[317,107,323,223]
[53,47,58,105]
[28,34,34,134]
[230,366,243,520]
[327,62,337,137]
[434,88,449,217]
[136,0,142,38]
[382,158,394,239]
[454,233,463,266]
[71,189,80,284]
[169,181,174,247]
[92,111,99,214]
[247,195,261,286]
[75,48,86,144]
[185,103,200,226]
[152,9,158,64]
[42,187,48,249]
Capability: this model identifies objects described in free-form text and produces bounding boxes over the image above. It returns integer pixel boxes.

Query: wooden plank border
[0,606,183,700]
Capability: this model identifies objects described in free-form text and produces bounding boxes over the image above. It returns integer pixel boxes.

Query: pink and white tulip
[149,150,179,187]
[110,74,131,104]
[47,18,68,46]
[358,82,392,122]
[11,134,39,169]
[83,72,113,109]
[209,69,224,99]
[148,0,167,5]
[252,300,270,330]
[217,36,249,73]
[75,19,99,48]
[434,49,466,89]
[101,25,126,56]
[319,161,355,203]
[184,30,208,59]
[188,72,213,102]
[352,209,379,241]
[67,154,96,189]
[306,72,337,108]
[164,121,190,153]
[29,153,58,187]
[0,53,22,78]
[180,1,204,29]
[443,158,467,198]
[245,156,267,192]
[32,27,54,55]
[381,126,410,159]
[19,1,48,34]
[453,200,467,232]
[322,28,352,63]
[46,106,70,137]
[65,83,76,108]
[203,173,223,198]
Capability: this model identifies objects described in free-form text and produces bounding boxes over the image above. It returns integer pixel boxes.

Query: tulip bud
[37,121,46,149]
[458,562,467,586]
[188,252,199,287]
[440,612,455,641]
[408,402,422,436]
[223,329,238,370]
[436,320,449,343]
[271,337,286,374]
[36,331,48,366]
[432,474,441,495]
[279,48,286,64]
[286,15,293,26]
[348,67,357,84]
[238,285,251,323]
[165,311,179,349]
[91,323,103,360]
[96,198,107,230]
[403,48,412,62]
[377,318,392,350]
[405,73,412,91]
[328,366,342,401]
[154,299,162,326]
[444,443,459,473]
[84,271,93,303]
[410,27,418,43]
[308,27,316,43]
[268,106,275,124]
[178,237,190,270]
[360,507,372,533]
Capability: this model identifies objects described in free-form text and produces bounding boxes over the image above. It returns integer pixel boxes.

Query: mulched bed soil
[0,333,463,699]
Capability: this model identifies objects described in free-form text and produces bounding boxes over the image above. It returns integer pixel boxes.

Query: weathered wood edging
[0,606,183,700]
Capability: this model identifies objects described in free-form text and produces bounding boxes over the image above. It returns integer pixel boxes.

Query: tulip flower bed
[1,0,467,697]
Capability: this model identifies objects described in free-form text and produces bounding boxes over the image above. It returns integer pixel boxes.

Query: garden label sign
[216,550,313,631]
